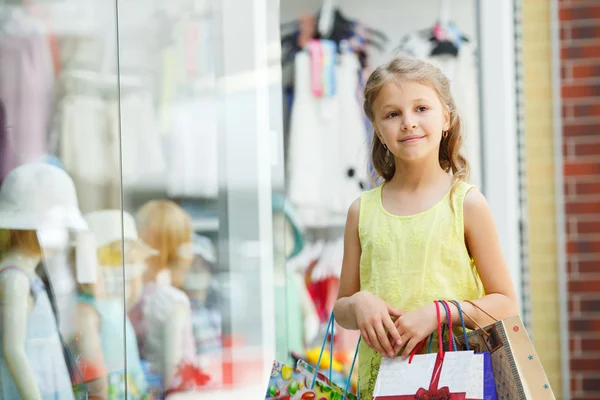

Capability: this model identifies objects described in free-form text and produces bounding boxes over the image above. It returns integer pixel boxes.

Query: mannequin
[182,235,221,357]
[0,163,88,400]
[69,210,151,399]
[128,200,196,390]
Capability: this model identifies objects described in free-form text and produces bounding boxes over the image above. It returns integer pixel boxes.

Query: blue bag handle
[310,313,334,389]
[424,301,459,354]
[450,300,471,351]
[310,312,360,400]
[342,336,361,400]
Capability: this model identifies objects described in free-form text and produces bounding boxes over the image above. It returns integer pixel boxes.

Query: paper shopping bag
[296,359,359,400]
[372,300,479,399]
[458,300,556,400]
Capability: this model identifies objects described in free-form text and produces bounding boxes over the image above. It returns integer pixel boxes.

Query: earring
[442,131,448,139]
[383,143,388,150]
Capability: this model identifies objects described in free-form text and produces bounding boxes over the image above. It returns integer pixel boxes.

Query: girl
[333,56,518,399]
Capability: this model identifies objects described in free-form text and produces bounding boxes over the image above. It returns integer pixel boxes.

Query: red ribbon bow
[415,386,451,400]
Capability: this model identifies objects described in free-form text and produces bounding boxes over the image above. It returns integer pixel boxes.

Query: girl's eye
[416,106,428,112]
[386,112,399,118]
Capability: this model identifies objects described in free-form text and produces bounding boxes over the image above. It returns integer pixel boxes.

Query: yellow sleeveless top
[357,181,485,399]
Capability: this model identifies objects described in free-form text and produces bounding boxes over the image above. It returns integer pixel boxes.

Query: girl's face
[372,80,450,164]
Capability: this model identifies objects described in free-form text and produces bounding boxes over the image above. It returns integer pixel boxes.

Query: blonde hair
[136,200,193,273]
[72,239,149,295]
[363,56,469,190]
[0,229,42,260]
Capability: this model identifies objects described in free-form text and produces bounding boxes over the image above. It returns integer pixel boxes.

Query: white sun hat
[0,163,87,231]
[84,209,158,255]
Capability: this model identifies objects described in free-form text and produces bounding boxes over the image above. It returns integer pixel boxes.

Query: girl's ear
[443,109,451,132]
[374,129,383,143]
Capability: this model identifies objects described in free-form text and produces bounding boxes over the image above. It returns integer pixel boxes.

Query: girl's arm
[334,199,403,357]
[333,199,362,330]
[446,187,520,327]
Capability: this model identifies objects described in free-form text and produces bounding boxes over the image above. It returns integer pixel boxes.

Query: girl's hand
[391,303,438,358]
[352,291,404,357]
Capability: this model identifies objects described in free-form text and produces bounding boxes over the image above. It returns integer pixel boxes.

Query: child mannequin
[182,235,222,357]
[0,163,88,400]
[70,210,151,399]
[128,200,196,390]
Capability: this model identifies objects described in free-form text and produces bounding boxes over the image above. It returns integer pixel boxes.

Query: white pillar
[213,0,278,395]
[477,0,523,311]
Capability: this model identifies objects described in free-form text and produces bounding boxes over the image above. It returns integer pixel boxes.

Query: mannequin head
[75,239,149,304]
[136,200,193,288]
[0,163,87,267]
[0,229,42,261]
[75,209,155,304]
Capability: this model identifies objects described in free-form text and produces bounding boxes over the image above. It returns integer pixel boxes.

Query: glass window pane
[117,0,283,398]
[0,1,125,399]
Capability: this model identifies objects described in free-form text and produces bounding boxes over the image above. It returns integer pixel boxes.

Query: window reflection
[0,0,280,398]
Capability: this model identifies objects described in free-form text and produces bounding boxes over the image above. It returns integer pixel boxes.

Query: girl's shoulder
[357,185,382,215]
[360,184,382,202]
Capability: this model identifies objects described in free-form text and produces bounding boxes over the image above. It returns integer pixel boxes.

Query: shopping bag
[372,300,476,399]
[296,359,359,399]
[266,312,360,400]
[444,300,498,400]
[457,300,556,400]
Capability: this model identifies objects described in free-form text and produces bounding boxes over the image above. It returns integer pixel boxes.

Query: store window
[0,0,284,399]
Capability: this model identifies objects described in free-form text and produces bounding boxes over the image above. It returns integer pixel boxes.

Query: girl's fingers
[360,328,374,349]
[392,332,407,354]
[374,320,395,357]
[365,325,386,356]
[383,315,402,348]
[401,337,419,359]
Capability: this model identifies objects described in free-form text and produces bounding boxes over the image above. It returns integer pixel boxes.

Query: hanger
[317,0,336,38]
[280,5,388,67]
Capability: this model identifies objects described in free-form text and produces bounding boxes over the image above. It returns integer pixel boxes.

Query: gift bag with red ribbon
[372,300,485,400]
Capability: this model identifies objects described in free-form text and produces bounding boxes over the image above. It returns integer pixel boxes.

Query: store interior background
[0,0,598,398]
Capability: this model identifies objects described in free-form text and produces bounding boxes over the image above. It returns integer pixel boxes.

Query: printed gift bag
[266,313,360,400]
[457,300,556,400]
[372,300,485,400]
[296,359,359,400]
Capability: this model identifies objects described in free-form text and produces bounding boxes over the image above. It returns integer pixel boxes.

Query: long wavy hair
[363,56,470,196]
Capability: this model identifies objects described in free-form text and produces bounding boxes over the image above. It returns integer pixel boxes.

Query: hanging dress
[287,46,369,225]
[334,50,369,212]
[287,49,340,225]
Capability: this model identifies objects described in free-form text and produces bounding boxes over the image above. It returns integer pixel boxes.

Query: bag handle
[310,312,335,389]
[439,300,457,352]
[464,299,499,322]
[455,300,491,339]
[450,300,470,351]
[342,336,361,400]
[409,300,443,363]
[311,312,361,400]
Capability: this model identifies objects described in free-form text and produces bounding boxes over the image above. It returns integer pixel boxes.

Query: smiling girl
[332,56,519,399]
